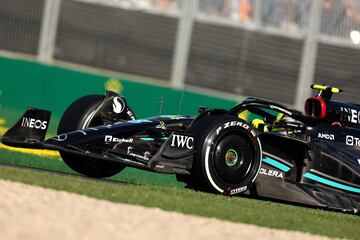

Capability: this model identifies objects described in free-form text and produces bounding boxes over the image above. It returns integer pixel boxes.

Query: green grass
[0,149,184,188]
[0,165,359,239]
[0,150,359,238]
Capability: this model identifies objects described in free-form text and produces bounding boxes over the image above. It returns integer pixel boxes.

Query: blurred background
[1,0,360,196]
[0,0,360,128]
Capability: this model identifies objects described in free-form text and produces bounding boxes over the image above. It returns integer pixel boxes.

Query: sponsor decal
[156,121,166,130]
[230,186,247,195]
[346,135,360,146]
[216,121,256,137]
[259,168,284,179]
[52,134,68,142]
[317,133,335,141]
[269,105,292,116]
[127,146,151,161]
[341,107,360,124]
[112,97,125,114]
[104,135,133,143]
[171,134,194,149]
[224,121,250,130]
[21,117,47,130]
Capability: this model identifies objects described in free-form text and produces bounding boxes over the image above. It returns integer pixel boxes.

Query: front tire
[58,95,125,178]
[189,116,262,195]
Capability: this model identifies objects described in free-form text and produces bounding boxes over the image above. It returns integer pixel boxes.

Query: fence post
[253,0,262,26]
[170,0,198,89]
[38,0,62,63]
[294,0,322,110]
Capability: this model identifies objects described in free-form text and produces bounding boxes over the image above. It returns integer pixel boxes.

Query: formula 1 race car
[1,85,360,213]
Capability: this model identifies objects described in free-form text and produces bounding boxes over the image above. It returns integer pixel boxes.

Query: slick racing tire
[189,115,262,195]
[58,95,125,178]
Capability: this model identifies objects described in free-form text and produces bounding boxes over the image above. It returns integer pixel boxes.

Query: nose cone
[44,130,88,148]
[45,133,69,147]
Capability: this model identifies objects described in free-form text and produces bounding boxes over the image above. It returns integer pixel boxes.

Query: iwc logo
[171,134,194,149]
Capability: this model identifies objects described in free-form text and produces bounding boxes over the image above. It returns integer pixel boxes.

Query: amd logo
[21,117,47,130]
[318,133,335,141]
[171,134,194,149]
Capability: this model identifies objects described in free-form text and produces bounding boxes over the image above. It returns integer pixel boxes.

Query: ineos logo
[21,117,47,130]
[171,134,194,149]
[341,107,360,124]
[112,97,125,114]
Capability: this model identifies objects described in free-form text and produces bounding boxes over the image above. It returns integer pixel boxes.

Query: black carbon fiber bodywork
[2,90,360,213]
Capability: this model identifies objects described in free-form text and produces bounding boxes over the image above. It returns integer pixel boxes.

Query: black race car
[1,85,360,213]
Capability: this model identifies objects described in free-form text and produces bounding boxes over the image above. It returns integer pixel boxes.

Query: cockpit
[235,84,348,133]
[237,105,304,135]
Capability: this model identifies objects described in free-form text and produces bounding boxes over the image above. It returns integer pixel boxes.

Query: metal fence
[1,0,360,108]
[0,0,44,54]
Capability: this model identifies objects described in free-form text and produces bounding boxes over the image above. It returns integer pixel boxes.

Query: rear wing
[1,108,51,148]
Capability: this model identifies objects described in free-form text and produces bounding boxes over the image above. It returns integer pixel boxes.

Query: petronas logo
[104,78,123,93]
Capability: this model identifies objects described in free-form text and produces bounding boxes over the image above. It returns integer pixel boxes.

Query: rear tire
[58,95,125,178]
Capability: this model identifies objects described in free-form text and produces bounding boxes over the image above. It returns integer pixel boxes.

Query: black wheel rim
[212,133,255,184]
